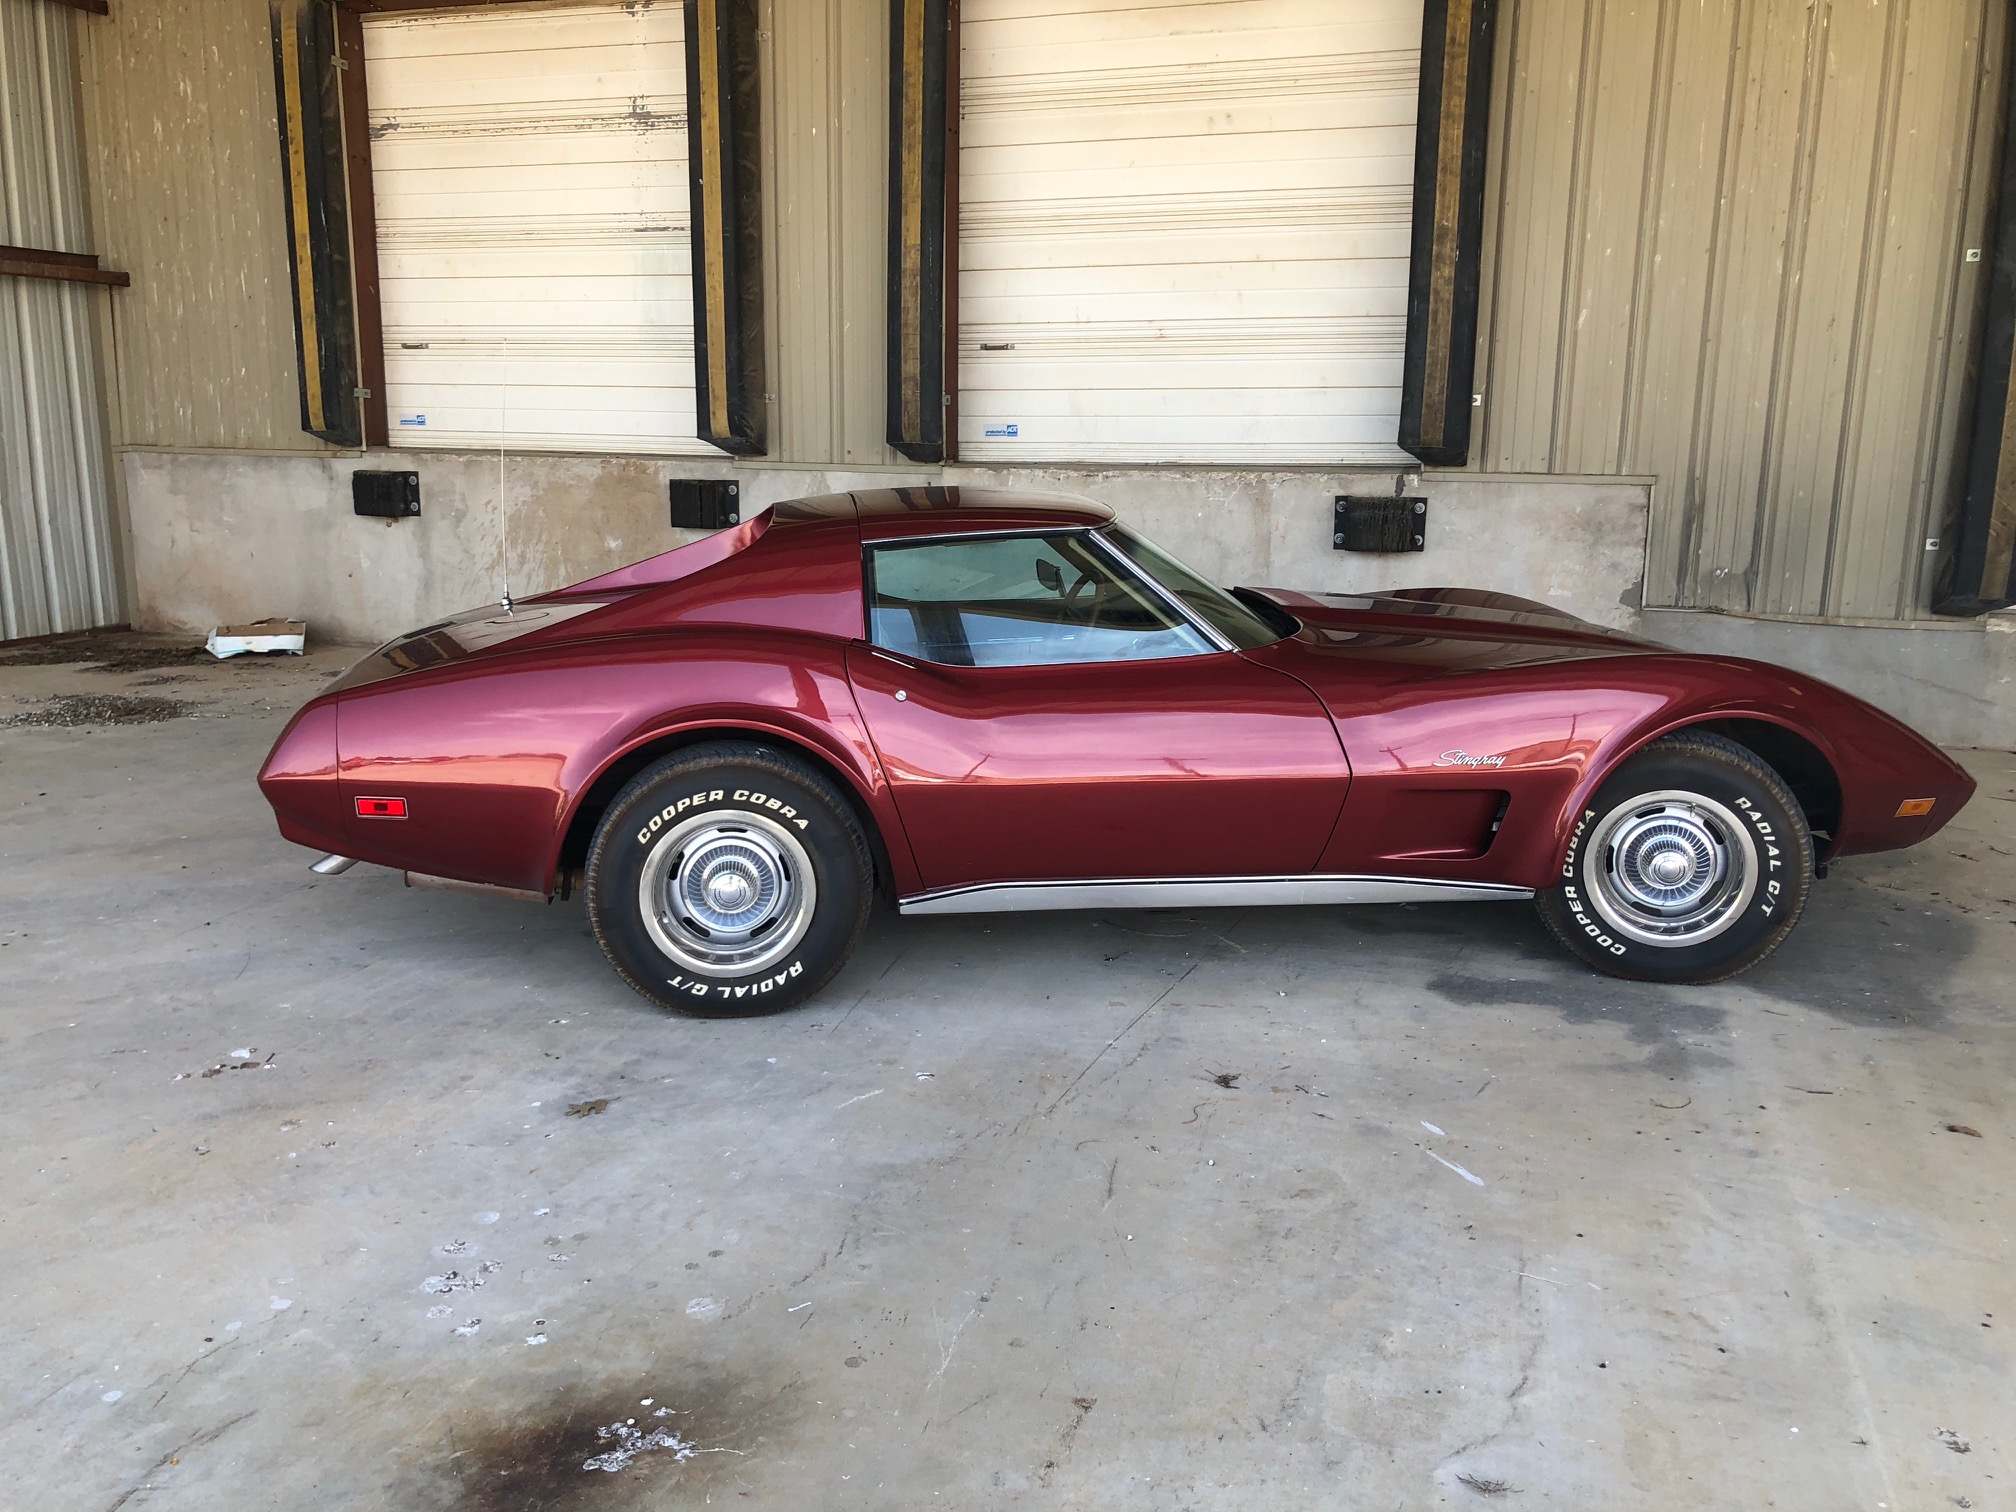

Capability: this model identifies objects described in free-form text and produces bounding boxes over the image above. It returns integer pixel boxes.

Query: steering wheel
[1063,569,1098,608]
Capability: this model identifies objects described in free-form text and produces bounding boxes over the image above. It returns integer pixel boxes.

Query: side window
[867,533,1216,668]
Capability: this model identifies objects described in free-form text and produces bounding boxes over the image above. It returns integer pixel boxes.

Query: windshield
[1099,525,1284,650]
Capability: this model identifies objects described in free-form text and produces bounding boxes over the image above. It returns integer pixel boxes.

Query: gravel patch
[2,693,197,727]
[0,633,209,673]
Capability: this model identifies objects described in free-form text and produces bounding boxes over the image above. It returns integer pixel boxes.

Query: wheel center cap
[1647,849,1692,886]
[706,871,756,912]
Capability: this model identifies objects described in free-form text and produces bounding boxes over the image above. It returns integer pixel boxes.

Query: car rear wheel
[1535,731,1813,984]
[586,742,873,1016]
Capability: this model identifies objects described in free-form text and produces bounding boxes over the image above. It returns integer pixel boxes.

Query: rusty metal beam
[0,244,129,287]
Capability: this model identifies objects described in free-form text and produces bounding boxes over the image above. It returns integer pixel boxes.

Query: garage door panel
[371,161,691,204]
[387,383,697,417]
[963,131,1417,186]
[371,132,687,175]
[365,2,701,456]
[377,277,695,310]
[953,417,1410,464]
[965,10,1419,62]
[960,352,1401,389]
[960,381,1407,418]
[962,285,1408,326]
[381,249,691,283]
[387,355,694,392]
[962,158,1415,204]
[961,95,1416,151]
[961,257,1410,300]
[963,230,1412,274]
[366,71,682,117]
[959,0,1421,465]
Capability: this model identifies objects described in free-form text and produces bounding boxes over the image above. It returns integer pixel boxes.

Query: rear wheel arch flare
[554,725,896,896]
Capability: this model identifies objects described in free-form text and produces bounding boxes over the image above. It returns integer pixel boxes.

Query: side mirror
[1035,559,1064,595]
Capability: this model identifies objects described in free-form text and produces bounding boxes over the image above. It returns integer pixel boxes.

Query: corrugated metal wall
[75,0,327,454]
[0,0,121,640]
[762,0,896,466]
[1474,0,2007,621]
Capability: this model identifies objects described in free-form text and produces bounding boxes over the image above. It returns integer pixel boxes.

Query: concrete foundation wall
[1642,608,2016,750]
[119,445,2016,745]
[122,450,1651,643]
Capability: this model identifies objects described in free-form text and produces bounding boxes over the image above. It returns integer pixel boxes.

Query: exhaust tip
[311,854,359,875]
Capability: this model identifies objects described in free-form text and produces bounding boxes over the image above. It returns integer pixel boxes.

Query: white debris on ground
[206,620,306,659]
[582,1409,698,1473]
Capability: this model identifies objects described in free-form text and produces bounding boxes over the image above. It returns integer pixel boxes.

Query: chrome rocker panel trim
[898,874,1535,916]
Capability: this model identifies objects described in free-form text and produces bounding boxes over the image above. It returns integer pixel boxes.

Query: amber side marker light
[1895,798,1937,818]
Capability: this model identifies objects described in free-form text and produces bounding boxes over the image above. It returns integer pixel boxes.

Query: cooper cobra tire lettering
[636,790,730,844]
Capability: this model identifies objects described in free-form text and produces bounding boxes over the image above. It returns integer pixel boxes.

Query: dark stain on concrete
[432,1368,804,1511]
[1737,874,1974,1027]
[1429,871,1977,1037]
[1428,969,1727,1047]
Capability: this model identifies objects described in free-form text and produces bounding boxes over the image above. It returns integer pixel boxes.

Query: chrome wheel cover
[1586,790,1757,948]
[638,812,816,975]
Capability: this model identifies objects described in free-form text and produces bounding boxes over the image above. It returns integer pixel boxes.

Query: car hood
[1243,585,1663,676]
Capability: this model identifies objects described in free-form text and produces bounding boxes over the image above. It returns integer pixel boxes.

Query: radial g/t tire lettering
[586,742,873,1017]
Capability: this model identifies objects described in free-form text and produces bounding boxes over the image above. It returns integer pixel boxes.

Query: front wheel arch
[1549,714,1844,883]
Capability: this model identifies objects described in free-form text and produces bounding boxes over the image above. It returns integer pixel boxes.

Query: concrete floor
[1,642,2011,1512]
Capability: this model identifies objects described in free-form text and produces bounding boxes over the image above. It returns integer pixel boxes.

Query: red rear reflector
[1895,798,1936,818]
[355,796,408,819]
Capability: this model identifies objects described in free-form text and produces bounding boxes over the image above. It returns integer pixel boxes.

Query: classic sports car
[260,487,1973,1015]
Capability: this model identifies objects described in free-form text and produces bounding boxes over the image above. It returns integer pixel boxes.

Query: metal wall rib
[74,0,326,454]
[0,0,120,640]
[1473,0,2006,621]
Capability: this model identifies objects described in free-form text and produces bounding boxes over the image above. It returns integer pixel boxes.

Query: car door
[843,529,1350,893]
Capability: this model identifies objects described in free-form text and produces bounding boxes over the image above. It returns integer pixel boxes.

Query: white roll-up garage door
[959,0,1422,465]
[363,1,712,455]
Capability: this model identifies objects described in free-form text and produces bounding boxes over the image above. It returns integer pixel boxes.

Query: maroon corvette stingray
[260,487,1972,1014]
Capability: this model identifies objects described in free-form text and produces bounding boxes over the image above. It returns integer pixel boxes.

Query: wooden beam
[683,0,766,455]
[885,0,951,463]
[1399,0,1499,467]
[271,0,363,447]
[940,0,959,462]
[0,245,129,287]
[1939,23,2016,614]
[334,3,388,448]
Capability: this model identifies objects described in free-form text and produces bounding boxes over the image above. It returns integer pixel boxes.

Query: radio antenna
[497,333,512,613]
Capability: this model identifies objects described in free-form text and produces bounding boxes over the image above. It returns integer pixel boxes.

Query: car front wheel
[1535,731,1814,984]
[586,742,873,1016]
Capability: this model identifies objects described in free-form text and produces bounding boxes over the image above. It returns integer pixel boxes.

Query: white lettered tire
[586,742,873,1016]
[1536,731,1814,984]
